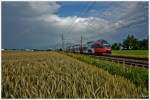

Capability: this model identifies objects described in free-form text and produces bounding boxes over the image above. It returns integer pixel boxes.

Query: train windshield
[103,44,111,47]
[102,40,111,47]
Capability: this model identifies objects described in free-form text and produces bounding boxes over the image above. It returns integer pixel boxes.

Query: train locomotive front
[66,39,111,55]
[86,40,111,55]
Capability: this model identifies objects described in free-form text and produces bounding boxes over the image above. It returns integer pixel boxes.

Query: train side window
[91,44,96,48]
[91,44,103,48]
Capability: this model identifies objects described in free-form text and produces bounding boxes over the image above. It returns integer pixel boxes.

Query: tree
[132,38,140,50]
[122,35,138,50]
[139,38,148,50]
[112,35,148,50]
[112,43,120,50]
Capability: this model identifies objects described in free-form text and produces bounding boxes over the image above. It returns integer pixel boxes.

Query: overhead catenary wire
[63,2,93,35]
[65,2,96,36]
[59,3,90,49]
[63,2,96,48]
[83,4,116,41]
[52,2,95,49]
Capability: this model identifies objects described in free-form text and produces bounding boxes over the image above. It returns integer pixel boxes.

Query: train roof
[86,39,110,45]
[96,39,108,43]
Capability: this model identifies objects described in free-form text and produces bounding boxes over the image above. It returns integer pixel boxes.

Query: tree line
[112,35,148,50]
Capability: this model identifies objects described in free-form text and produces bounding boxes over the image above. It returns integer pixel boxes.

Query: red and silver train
[66,39,111,55]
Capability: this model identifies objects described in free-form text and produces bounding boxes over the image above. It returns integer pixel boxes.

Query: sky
[2,1,148,49]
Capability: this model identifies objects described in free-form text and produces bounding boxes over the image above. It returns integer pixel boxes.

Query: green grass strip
[64,52,148,95]
[112,50,148,57]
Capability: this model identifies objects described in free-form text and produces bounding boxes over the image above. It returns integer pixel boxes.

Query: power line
[63,2,95,46]
[62,2,96,49]
[63,2,92,35]
[83,4,114,40]
[65,2,95,36]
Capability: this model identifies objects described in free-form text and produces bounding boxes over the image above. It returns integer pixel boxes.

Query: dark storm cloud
[2,2,61,49]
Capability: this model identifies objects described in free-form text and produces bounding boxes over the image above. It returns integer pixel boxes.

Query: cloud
[28,2,60,14]
[2,2,148,49]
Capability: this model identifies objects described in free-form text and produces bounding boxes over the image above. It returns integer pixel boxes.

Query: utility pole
[80,35,83,53]
[62,33,64,50]
[57,33,59,50]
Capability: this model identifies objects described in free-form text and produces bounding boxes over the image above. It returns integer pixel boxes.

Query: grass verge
[112,50,148,57]
[64,52,148,95]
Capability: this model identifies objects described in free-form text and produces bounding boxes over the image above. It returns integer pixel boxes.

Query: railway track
[84,54,149,68]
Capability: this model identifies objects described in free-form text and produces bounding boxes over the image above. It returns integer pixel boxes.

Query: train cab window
[102,40,111,47]
[91,44,96,48]
[103,44,111,47]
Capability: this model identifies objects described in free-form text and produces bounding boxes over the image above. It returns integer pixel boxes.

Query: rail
[84,54,149,68]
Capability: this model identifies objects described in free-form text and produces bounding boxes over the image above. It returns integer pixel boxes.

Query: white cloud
[37,14,111,35]
[28,2,60,14]
[25,2,147,45]
[3,2,148,49]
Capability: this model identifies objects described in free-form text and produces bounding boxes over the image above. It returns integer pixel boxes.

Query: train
[66,39,111,55]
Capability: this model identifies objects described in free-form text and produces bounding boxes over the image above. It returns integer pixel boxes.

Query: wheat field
[2,51,144,98]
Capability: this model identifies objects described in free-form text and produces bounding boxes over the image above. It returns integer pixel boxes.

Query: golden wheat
[2,51,143,98]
